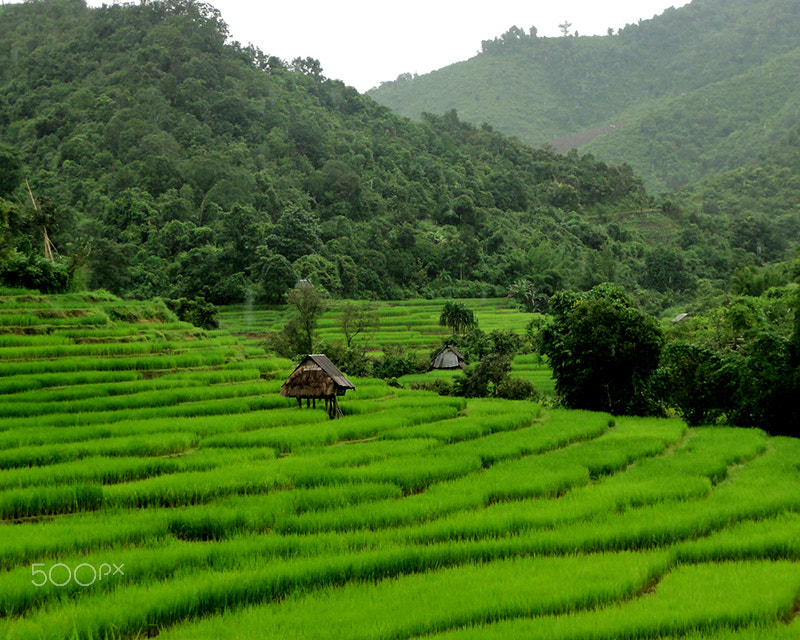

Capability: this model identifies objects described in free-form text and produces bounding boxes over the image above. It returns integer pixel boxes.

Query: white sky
[85,1,691,93]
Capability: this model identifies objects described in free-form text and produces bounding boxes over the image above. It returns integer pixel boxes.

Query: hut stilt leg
[296,398,302,409]
[329,396,343,419]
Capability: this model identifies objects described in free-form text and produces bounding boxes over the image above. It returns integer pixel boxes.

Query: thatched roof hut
[430,345,465,370]
[280,354,355,419]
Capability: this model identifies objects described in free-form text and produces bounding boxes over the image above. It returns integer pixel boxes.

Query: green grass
[0,292,797,640]
[219,297,532,347]
[158,551,671,640]
[425,561,800,640]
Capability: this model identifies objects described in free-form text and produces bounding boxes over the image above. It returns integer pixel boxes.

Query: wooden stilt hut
[280,354,355,419]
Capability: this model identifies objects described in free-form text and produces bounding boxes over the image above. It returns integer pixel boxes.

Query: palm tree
[439,300,476,335]
[507,279,548,313]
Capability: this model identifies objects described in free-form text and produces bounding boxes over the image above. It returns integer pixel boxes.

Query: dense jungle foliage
[0,0,797,321]
[369,0,800,192]
[538,276,800,436]
[0,0,641,305]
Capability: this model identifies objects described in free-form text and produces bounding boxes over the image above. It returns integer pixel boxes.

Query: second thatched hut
[430,345,465,370]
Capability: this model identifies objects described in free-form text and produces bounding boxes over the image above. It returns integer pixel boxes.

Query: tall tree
[540,284,663,414]
[286,283,326,355]
[439,300,477,335]
[340,301,378,349]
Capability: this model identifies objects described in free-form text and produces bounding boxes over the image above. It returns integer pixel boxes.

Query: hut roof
[431,345,465,370]
[305,354,355,389]
[280,354,355,399]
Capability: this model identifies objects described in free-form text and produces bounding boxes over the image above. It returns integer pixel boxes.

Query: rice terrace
[0,290,799,640]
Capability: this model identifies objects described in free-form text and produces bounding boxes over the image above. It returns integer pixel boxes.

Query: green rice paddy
[219,297,533,350]
[0,292,798,639]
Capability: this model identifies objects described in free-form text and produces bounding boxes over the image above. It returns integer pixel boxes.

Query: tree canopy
[439,301,477,335]
[540,284,663,415]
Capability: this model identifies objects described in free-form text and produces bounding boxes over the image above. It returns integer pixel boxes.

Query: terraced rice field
[1,291,799,639]
[219,297,533,352]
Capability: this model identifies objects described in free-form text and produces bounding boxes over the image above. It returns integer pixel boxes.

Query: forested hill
[367,0,800,193]
[0,0,795,313]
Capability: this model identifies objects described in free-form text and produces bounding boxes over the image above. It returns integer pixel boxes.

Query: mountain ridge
[368,0,800,191]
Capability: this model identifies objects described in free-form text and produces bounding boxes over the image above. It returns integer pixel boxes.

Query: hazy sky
[86,1,692,92]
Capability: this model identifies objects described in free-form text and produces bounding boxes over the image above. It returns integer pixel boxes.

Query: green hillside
[2,0,797,315]
[583,47,800,192]
[368,0,800,192]
[1,291,799,639]
[0,0,646,304]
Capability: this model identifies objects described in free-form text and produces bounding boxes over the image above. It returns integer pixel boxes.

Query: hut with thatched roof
[430,345,465,370]
[280,354,355,419]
